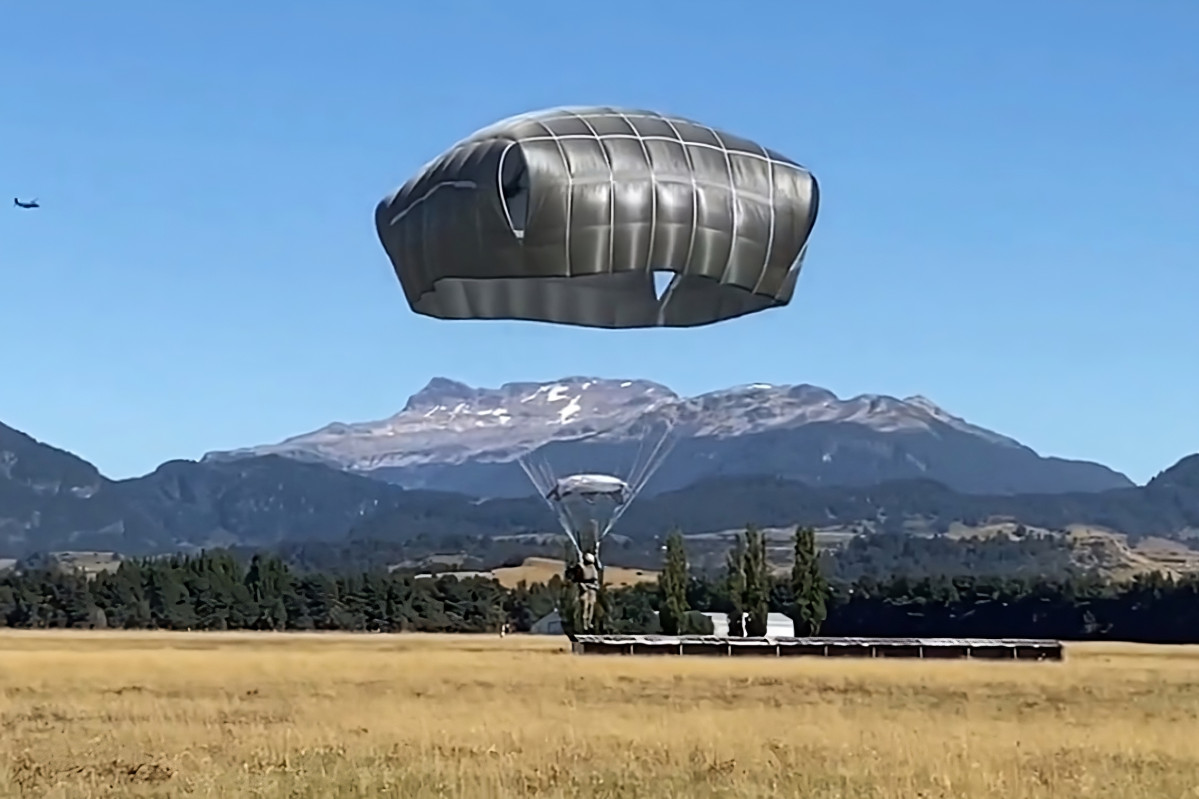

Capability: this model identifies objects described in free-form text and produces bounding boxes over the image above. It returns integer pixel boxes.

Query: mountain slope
[204,377,1133,497]
[0,422,538,556]
[2,420,1196,557]
[354,457,1199,545]
[111,456,421,549]
[0,422,162,553]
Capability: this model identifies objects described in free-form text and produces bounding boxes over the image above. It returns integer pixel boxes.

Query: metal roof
[572,634,1063,647]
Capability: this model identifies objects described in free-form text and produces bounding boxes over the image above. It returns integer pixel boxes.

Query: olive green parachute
[375,106,819,329]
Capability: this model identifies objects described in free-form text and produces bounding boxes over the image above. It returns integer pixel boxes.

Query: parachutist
[577,549,600,633]
[372,107,819,635]
[522,462,674,631]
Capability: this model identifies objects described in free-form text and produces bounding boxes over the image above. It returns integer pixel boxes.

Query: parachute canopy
[544,472,631,558]
[547,474,629,502]
[376,106,820,329]
[517,412,677,559]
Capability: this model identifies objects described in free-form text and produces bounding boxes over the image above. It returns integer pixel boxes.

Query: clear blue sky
[1,0,1196,484]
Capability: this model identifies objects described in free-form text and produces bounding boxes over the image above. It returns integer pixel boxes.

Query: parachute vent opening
[498,145,529,240]
[652,270,674,301]
[651,270,681,325]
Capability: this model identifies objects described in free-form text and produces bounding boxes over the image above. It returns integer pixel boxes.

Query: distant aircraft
[13,197,39,209]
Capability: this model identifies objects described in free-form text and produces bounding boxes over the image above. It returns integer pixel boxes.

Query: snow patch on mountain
[207,377,678,471]
[204,377,1017,472]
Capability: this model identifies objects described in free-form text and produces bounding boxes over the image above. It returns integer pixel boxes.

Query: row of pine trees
[656,525,826,636]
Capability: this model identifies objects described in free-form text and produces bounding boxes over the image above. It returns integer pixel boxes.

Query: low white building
[530,610,565,635]
[656,611,796,637]
[530,609,796,637]
[704,611,794,638]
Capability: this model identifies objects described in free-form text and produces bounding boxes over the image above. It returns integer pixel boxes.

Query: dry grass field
[431,557,660,589]
[1,631,1196,798]
[491,557,658,588]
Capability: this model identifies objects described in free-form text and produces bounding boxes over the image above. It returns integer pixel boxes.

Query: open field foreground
[1,632,1197,798]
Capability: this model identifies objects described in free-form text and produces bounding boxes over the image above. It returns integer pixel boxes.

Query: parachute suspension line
[644,431,677,490]
[517,415,678,556]
[517,454,552,497]
[518,454,563,542]
[628,417,676,497]
[517,452,585,561]
[654,273,682,326]
[607,440,674,535]
[537,457,584,556]
[555,505,586,562]
[536,459,558,498]
[624,427,650,490]
[604,418,679,537]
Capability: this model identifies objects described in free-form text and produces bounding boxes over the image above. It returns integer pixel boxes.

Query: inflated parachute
[516,412,677,563]
[375,105,819,329]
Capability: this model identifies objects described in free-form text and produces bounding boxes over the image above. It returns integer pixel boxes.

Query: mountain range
[203,377,1133,498]
[1,377,1196,560]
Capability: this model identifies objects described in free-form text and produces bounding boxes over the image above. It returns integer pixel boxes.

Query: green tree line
[2,531,1198,642]
[655,525,826,637]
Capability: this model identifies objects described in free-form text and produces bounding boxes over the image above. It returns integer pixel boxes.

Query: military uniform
[578,554,600,631]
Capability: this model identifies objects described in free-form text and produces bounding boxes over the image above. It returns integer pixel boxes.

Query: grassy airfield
[0,630,1196,798]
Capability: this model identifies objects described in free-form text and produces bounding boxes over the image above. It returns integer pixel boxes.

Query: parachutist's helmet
[582,552,596,565]
[376,106,819,329]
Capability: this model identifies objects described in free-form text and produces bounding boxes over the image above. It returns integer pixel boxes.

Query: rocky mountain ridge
[204,377,1133,497]
[206,377,678,470]
[0,419,1195,559]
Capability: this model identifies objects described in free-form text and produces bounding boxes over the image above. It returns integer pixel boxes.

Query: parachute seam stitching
[658,117,700,283]
[388,180,477,227]
[530,119,573,277]
[565,109,617,284]
[701,123,739,287]
[752,141,777,296]
[496,142,522,238]
[613,109,661,277]
[509,132,801,169]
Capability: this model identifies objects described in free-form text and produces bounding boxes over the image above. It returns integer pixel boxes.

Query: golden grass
[489,557,659,589]
[1,631,1197,797]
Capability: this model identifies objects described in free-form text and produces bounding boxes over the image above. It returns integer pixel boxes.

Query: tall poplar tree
[658,529,689,635]
[743,525,770,637]
[724,534,746,636]
[790,526,828,636]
